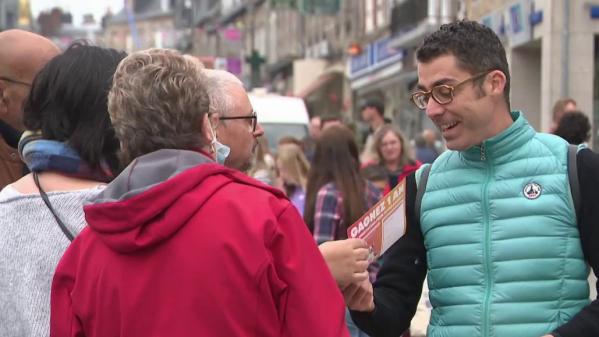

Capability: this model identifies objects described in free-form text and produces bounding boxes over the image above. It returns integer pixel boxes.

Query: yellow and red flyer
[347,179,407,259]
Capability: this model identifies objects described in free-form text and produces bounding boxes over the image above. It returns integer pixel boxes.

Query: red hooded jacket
[50,149,348,337]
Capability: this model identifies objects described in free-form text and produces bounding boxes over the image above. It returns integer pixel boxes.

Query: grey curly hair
[108,48,210,166]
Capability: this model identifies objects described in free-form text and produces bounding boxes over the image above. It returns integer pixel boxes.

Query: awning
[296,73,336,98]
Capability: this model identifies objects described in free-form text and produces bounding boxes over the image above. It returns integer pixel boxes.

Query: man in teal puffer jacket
[346,20,599,337]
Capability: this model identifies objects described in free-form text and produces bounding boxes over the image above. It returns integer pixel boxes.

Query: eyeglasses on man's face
[219,110,258,133]
[0,76,32,87]
[410,71,491,110]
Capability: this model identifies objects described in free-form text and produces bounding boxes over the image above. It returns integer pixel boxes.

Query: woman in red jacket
[365,125,421,195]
[50,49,353,337]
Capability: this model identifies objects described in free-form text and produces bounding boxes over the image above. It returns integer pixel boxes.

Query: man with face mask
[50,49,359,337]
[0,30,60,189]
[203,69,372,290]
[203,69,263,170]
[344,21,599,337]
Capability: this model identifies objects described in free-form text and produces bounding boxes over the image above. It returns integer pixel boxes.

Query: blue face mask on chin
[208,118,231,165]
[213,140,231,165]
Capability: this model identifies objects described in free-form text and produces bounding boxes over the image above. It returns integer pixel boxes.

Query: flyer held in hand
[347,180,407,260]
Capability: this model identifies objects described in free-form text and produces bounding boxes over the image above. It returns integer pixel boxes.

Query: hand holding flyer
[347,179,407,260]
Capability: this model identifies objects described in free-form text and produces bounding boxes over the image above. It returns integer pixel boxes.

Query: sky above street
[31,0,124,25]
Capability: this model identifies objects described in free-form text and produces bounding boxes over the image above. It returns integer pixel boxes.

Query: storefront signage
[505,0,532,47]
[480,0,534,48]
[481,11,505,37]
[349,45,371,74]
[349,37,403,79]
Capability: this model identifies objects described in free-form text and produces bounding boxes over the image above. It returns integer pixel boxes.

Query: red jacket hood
[84,149,284,254]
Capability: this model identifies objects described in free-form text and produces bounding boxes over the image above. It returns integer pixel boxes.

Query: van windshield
[261,123,308,153]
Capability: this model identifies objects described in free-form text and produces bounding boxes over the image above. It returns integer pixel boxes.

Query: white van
[248,92,310,153]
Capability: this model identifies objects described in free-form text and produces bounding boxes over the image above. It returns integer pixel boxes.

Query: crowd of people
[0,19,597,337]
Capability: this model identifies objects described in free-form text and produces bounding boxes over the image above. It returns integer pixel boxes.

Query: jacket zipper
[480,143,486,161]
[481,143,493,337]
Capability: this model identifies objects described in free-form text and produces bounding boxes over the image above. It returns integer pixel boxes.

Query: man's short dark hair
[553,111,591,145]
[416,20,510,106]
[360,98,385,117]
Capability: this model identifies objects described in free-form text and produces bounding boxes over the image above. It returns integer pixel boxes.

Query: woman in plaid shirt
[304,125,382,245]
[304,125,382,337]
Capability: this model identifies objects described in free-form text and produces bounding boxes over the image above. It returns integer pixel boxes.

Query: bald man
[0,29,59,189]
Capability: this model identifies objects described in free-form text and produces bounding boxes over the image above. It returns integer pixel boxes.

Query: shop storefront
[473,0,599,148]
[348,36,427,140]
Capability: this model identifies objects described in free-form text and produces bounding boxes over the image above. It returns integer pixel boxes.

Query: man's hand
[343,278,375,312]
[541,335,554,337]
[319,238,370,288]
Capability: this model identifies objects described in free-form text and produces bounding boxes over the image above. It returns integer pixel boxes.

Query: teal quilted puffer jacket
[417,111,590,337]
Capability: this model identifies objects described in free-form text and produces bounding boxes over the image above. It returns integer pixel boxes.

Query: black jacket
[0,120,21,148]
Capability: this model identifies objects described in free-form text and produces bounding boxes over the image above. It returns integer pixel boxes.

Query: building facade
[189,0,247,78]
[348,0,464,140]
[469,0,599,149]
[0,0,34,31]
[190,0,360,121]
[103,0,178,52]
[0,0,18,31]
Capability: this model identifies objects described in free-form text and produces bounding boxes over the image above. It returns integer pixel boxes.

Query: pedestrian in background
[414,135,438,164]
[359,98,387,164]
[304,125,382,337]
[360,164,388,192]
[303,115,322,163]
[277,135,303,149]
[549,97,577,133]
[275,143,310,215]
[321,114,345,130]
[0,29,60,189]
[305,125,381,246]
[423,128,443,156]
[553,110,591,146]
[365,125,421,194]
[248,136,276,185]
[0,42,125,337]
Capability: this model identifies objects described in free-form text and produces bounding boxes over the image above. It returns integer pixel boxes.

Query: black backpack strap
[415,164,432,220]
[567,144,581,224]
